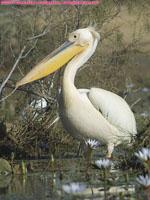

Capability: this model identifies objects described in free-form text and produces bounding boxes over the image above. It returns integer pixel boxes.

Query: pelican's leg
[77,142,82,156]
[106,143,114,158]
[77,140,86,156]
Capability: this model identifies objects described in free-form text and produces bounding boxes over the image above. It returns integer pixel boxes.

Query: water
[0,156,146,200]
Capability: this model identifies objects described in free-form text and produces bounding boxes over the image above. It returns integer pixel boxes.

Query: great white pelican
[16,27,137,157]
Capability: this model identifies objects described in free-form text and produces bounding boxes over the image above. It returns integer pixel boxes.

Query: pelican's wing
[88,88,137,136]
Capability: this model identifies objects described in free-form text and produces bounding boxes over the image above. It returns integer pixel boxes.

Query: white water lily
[135,148,150,162]
[62,182,86,195]
[85,139,100,149]
[95,159,111,169]
[136,175,150,188]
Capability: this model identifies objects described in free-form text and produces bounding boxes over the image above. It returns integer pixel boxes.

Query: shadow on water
[0,155,147,200]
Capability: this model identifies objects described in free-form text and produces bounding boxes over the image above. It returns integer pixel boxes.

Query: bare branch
[21,39,38,58]
[48,116,60,128]
[102,0,121,26]
[0,81,56,103]
[0,45,26,100]
[9,43,16,58]
[74,5,82,29]
[64,24,68,38]
[0,31,7,68]
[27,27,50,40]
[0,87,18,103]
[131,98,141,108]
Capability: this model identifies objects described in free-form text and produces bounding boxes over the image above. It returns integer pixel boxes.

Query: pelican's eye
[69,33,78,43]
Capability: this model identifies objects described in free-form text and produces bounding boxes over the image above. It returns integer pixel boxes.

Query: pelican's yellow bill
[16,41,88,87]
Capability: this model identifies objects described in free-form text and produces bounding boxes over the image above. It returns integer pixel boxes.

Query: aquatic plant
[85,139,100,150]
[135,148,150,176]
[50,154,55,172]
[135,148,150,162]
[95,159,112,185]
[95,159,111,169]
[21,160,27,175]
[62,182,86,199]
[85,139,100,172]
[135,149,150,200]
[136,175,150,188]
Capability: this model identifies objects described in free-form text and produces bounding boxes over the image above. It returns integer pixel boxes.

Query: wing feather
[88,88,137,136]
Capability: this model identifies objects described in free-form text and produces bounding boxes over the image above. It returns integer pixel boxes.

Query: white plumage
[16,26,137,157]
[58,27,137,157]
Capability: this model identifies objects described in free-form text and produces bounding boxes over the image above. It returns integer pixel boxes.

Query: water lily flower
[62,182,86,195]
[135,148,150,162]
[85,139,100,149]
[95,159,111,169]
[136,175,150,188]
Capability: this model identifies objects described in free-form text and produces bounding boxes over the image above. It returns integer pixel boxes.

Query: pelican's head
[16,27,100,87]
[68,27,100,46]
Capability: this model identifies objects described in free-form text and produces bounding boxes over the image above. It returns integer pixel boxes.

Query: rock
[0,158,12,175]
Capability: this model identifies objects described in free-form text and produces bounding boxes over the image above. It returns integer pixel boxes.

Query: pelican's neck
[63,53,88,89]
[61,38,98,108]
[63,40,98,94]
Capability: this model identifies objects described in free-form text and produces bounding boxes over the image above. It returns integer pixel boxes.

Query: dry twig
[0,46,26,102]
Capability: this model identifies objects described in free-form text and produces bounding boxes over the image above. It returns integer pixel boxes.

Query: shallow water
[0,155,147,200]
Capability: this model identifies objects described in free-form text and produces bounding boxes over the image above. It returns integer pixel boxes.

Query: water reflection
[0,170,137,200]
[0,157,145,200]
[0,173,60,200]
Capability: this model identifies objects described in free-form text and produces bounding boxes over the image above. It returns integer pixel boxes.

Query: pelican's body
[59,87,136,156]
[16,27,137,157]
